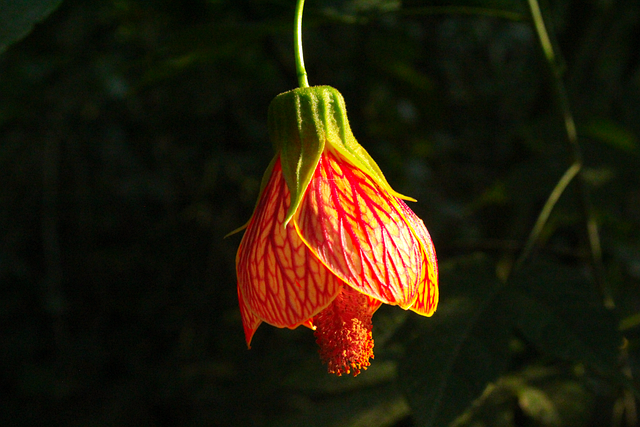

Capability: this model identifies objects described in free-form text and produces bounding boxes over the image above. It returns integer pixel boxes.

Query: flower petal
[238,286,262,347]
[294,151,422,308]
[237,159,342,330]
[398,201,439,316]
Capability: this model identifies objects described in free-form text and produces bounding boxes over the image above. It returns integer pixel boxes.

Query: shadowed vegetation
[1,0,639,426]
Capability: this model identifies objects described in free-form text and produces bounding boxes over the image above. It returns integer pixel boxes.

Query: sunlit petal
[295,150,422,308]
[398,201,439,316]
[237,159,342,330]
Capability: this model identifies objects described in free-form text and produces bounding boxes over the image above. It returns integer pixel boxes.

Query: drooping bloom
[235,86,438,376]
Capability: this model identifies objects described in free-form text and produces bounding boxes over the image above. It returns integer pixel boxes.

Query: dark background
[1,0,639,426]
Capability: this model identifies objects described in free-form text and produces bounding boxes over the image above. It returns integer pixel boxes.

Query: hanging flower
[234,86,438,376]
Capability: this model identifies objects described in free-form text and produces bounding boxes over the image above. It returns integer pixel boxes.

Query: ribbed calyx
[268,85,349,226]
[268,85,409,227]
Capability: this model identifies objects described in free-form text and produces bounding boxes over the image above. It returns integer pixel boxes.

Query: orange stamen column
[313,285,375,376]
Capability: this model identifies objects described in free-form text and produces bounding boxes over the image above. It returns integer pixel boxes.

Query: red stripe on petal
[294,151,422,308]
[398,200,439,316]
[237,159,342,330]
[365,292,384,315]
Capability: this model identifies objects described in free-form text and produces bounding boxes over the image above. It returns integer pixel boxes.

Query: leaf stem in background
[294,0,309,88]
[513,162,581,273]
[525,0,612,308]
[397,6,525,22]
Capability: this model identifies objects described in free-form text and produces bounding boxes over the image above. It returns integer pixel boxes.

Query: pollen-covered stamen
[313,285,374,376]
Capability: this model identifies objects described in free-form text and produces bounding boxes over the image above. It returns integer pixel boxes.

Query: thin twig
[525,0,612,308]
[513,162,581,273]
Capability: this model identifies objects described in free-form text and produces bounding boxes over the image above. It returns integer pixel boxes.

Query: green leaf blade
[398,256,514,427]
[512,259,622,377]
[0,0,64,54]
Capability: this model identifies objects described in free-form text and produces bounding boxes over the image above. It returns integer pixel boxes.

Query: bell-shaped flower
[235,86,438,376]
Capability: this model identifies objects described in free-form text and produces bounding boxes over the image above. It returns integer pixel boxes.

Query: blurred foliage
[1,0,639,426]
[0,0,64,53]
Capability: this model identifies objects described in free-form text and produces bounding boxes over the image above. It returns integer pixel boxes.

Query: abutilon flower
[234,86,438,376]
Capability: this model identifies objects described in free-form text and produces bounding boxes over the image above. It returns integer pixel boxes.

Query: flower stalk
[294,0,309,88]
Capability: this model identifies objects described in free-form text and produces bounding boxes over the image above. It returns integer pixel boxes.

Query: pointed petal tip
[243,320,260,349]
[238,287,262,348]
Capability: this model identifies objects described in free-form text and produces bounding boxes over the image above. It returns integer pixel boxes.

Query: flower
[235,86,438,376]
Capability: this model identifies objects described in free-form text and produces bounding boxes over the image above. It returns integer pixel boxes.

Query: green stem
[513,162,581,273]
[397,6,525,22]
[525,0,612,307]
[294,0,309,88]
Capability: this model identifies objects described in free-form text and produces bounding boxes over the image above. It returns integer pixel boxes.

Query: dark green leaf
[269,380,409,427]
[398,255,514,427]
[582,118,638,153]
[0,0,63,54]
[511,259,622,376]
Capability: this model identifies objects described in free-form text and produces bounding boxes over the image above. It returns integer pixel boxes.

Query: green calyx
[268,85,413,227]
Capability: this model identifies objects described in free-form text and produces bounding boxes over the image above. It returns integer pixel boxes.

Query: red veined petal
[364,291,384,315]
[294,150,422,308]
[236,159,342,330]
[398,200,439,316]
[238,286,262,347]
